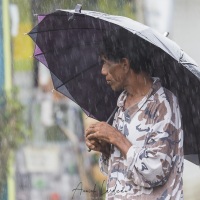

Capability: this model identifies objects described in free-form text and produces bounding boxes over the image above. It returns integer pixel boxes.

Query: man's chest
[113,110,153,147]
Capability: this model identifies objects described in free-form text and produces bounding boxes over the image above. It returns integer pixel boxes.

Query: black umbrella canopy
[28,7,200,163]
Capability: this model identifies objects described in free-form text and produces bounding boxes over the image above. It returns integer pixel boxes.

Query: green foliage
[11,0,136,19]
[96,0,136,19]
[0,88,25,194]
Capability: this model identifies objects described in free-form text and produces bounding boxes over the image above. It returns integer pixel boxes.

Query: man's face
[100,56,127,91]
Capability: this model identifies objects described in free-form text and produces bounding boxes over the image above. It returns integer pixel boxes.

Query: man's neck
[125,72,153,99]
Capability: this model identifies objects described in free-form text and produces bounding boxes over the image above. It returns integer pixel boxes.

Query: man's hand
[85,122,116,156]
[85,137,110,157]
[85,122,117,143]
[85,121,132,158]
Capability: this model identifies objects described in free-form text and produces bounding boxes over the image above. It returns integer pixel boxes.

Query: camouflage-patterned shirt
[99,78,184,200]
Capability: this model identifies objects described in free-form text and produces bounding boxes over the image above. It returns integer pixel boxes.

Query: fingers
[85,138,101,152]
[85,124,97,137]
[85,122,108,152]
[85,127,94,137]
[85,139,95,150]
[85,122,109,141]
[85,122,102,137]
[87,133,97,140]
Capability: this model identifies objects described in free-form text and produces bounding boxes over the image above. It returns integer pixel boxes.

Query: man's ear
[121,58,130,73]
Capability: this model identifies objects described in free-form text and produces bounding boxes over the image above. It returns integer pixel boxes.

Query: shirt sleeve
[125,98,183,188]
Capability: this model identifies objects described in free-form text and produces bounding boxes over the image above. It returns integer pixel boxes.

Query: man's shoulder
[151,86,180,121]
[156,86,178,106]
[151,77,178,103]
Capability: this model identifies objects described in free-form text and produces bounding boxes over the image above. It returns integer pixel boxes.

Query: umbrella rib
[180,61,197,66]
[55,62,98,90]
[29,27,106,34]
[136,31,174,58]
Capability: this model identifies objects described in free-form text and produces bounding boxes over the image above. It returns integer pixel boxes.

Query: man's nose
[101,65,108,76]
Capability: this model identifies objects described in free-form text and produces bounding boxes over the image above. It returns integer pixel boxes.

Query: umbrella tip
[75,4,82,13]
[24,32,28,35]
[163,32,169,37]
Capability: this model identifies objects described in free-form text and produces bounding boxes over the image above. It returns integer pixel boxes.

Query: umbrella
[28,5,200,164]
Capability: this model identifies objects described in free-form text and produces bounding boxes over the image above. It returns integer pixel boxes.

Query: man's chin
[110,85,121,92]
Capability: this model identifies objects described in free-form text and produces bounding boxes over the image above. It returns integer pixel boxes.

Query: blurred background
[0,0,200,199]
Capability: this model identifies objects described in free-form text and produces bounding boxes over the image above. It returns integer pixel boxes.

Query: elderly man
[85,29,184,200]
